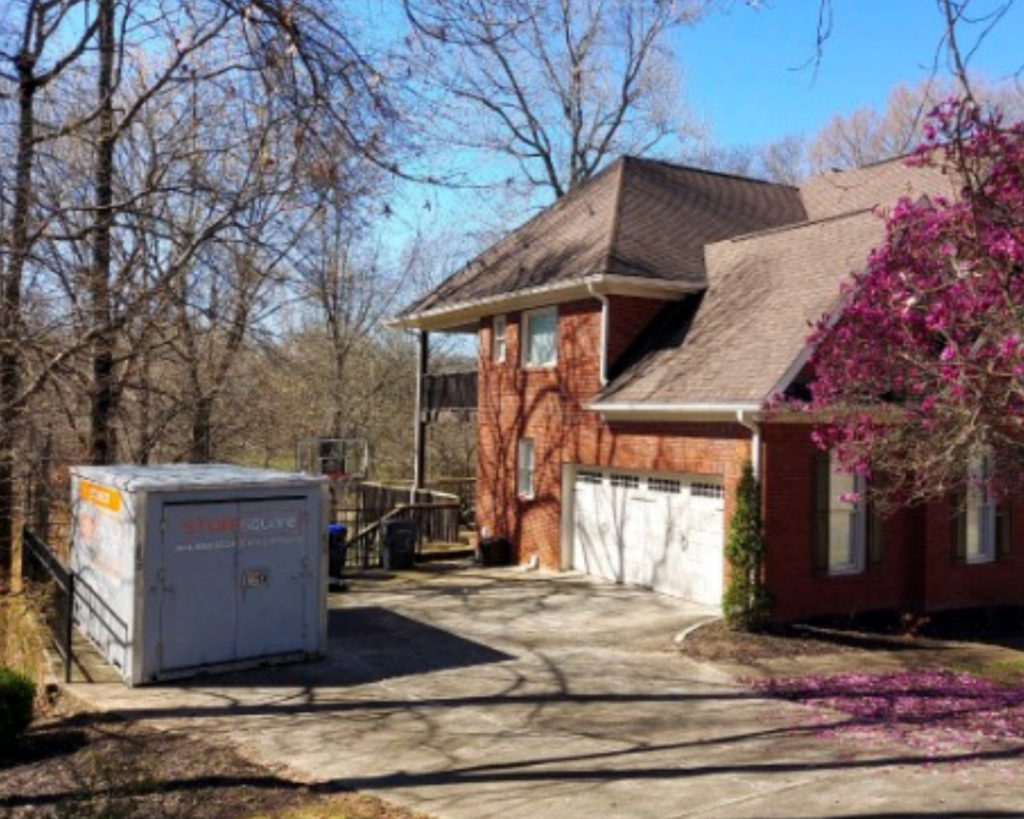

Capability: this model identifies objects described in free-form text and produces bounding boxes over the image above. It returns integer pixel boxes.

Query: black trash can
[381,520,418,570]
[478,536,511,567]
[327,523,348,578]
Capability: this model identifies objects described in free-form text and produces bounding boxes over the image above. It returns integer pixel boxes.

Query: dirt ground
[679,619,863,662]
[679,609,1024,678]
[0,701,427,819]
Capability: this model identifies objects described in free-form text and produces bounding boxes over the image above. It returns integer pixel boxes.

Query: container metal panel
[70,464,326,686]
[159,502,240,671]
[236,498,312,658]
[69,476,137,676]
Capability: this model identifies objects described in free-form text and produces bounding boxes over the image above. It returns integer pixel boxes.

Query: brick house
[394,156,1024,622]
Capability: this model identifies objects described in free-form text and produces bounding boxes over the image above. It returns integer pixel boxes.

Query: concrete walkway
[68,567,1024,819]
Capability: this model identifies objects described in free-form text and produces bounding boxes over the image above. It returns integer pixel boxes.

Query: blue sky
[677,0,1024,147]
[385,1,1024,277]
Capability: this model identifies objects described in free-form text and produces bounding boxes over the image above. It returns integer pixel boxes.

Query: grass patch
[0,589,50,696]
[952,658,1024,686]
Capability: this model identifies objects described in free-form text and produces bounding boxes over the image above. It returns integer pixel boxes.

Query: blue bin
[327,524,348,578]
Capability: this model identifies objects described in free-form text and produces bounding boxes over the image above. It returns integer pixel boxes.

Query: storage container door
[160,502,240,670]
[235,499,309,658]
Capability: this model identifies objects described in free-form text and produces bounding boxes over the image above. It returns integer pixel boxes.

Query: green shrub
[0,665,36,741]
[723,461,771,631]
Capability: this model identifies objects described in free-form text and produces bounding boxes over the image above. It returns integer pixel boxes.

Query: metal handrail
[21,528,74,682]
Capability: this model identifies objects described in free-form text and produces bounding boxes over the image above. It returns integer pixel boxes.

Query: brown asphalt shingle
[597,210,884,406]
[398,157,806,317]
[399,153,960,408]
[595,158,960,407]
[801,156,957,220]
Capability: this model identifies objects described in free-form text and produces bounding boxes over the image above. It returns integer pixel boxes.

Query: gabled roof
[801,155,957,220]
[592,158,960,413]
[594,209,884,409]
[395,157,806,330]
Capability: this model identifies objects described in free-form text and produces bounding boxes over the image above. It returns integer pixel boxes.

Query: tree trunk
[0,49,40,578]
[189,395,214,463]
[89,0,118,465]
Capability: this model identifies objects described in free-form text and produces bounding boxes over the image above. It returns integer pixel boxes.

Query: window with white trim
[492,314,507,363]
[522,307,557,368]
[518,439,535,498]
[826,454,867,575]
[966,453,996,564]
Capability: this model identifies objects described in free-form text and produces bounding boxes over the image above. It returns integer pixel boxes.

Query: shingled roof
[396,157,806,327]
[595,209,883,408]
[592,158,960,410]
[801,156,957,220]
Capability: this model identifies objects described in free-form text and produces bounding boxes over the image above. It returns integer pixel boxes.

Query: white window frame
[492,314,507,364]
[966,453,996,564]
[522,307,558,368]
[828,453,867,576]
[518,438,535,499]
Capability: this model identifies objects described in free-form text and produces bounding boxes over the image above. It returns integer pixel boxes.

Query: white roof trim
[769,344,814,400]
[587,400,761,422]
[389,274,701,331]
[769,292,847,398]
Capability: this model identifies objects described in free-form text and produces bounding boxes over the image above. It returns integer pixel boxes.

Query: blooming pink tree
[806,101,1024,507]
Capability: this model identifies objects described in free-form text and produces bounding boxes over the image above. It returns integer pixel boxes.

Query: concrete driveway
[70,568,1024,819]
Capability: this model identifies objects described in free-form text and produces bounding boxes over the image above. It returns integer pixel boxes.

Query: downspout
[586,282,610,386]
[736,409,761,481]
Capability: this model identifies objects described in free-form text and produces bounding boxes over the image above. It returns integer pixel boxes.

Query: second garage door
[571,469,725,606]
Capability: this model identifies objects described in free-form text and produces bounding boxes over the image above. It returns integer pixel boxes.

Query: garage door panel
[572,473,620,582]
[571,469,724,606]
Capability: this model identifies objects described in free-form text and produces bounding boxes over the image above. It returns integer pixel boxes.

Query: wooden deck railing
[422,371,477,416]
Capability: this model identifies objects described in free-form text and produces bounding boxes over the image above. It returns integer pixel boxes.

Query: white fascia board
[769,293,848,397]
[769,344,814,400]
[388,274,700,332]
[587,401,762,422]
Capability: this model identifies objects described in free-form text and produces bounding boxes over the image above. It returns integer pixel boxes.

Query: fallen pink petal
[751,670,1024,763]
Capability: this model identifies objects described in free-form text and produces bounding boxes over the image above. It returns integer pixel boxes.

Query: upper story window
[492,314,507,363]
[522,307,557,368]
[814,452,867,575]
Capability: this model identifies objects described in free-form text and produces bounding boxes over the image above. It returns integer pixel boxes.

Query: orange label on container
[80,480,122,513]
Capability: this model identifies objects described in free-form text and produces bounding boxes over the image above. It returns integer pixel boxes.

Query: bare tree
[808,77,1024,173]
[0,0,98,576]
[683,132,808,183]
[405,0,710,199]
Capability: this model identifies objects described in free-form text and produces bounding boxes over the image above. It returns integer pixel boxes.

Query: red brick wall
[606,296,667,369]
[478,302,1024,620]
[762,423,1024,621]
[477,300,751,570]
[761,424,923,622]
[921,498,1024,611]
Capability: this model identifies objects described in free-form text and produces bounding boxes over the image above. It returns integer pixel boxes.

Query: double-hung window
[522,307,557,368]
[815,452,867,575]
[518,439,535,499]
[965,453,996,564]
[492,314,507,364]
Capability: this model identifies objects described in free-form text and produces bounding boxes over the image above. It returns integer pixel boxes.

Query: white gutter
[389,274,700,331]
[736,409,761,481]
[586,281,610,386]
[587,401,759,415]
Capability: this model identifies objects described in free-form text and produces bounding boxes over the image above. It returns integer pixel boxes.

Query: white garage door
[571,469,725,605]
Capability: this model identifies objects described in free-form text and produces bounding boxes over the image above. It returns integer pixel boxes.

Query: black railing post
[64,572,74,683]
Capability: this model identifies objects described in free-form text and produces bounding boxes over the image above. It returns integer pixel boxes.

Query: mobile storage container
[69,464,326,685]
